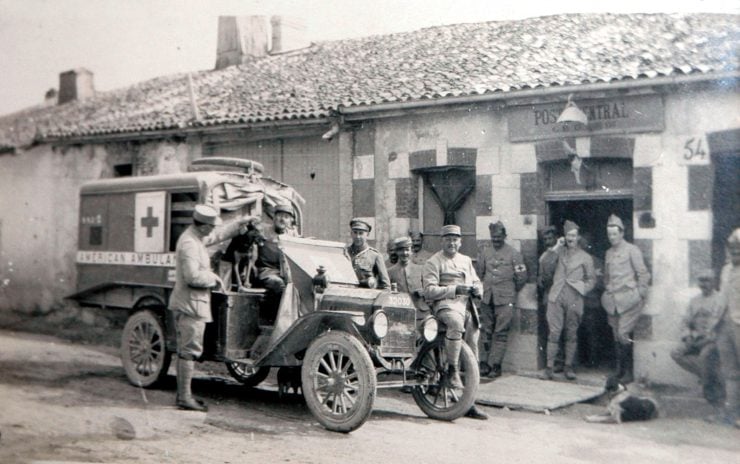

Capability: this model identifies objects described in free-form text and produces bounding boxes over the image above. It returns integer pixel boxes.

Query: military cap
[607,214,624,231]
[543,225,558,236]
[488,221,507,234]
[564,220,579,233]
[392,236,413,250]
[441,224,462,236]
[409,230,423,239]
[274,203,294,217]
[193,204,222,226]
[349,218,372,232]
[696,269,715,281]
[728,228,740,245]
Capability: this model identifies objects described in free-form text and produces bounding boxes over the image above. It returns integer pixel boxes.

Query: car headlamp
[422,316,438,342]
[371,311,389,339]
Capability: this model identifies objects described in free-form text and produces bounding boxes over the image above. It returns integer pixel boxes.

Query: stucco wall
[0,140,193,313]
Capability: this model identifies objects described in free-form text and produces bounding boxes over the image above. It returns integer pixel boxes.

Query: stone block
[688,240,712,286]
[388,151,410,179]
[509,143,537,173]
[519,172,541,215]
[633,167,653,211]
[353,155,374,180]
[676,211,712,240]
[409,149,436,170]
[633,134,663,167]
[352,179,375,217]
[475,175,493,216]
[354,125,375,156]
[687,165,712,211]
[395,178,418,218]
[447,147,476,167]
[476,146,500,175]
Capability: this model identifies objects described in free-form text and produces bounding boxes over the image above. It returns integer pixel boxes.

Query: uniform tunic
[717,263,740,411]
[671,290,726,406]
[476,243,527,366]
[345,245,390,289]
[602,241,650,343]
[411,249,434,265]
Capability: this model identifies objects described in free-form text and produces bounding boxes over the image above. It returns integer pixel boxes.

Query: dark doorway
[547,198,633,369]
[712,153,740,274]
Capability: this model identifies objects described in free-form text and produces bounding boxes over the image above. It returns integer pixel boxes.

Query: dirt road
[0,329,737,463]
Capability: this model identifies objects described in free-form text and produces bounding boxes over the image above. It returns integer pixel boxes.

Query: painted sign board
[507,94,664,142]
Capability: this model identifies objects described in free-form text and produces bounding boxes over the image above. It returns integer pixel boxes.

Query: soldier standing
[344,218,390,289]
[476,221,527,378]
[168,205,225,411]
[423,224,488,420]
[542,220,595,381]
[601,214,650,388]
[387,236,429,313]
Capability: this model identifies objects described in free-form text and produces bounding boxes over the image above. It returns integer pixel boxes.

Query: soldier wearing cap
[423,224,488,420]
[409,230,434,265]
[671,269,726,413]
[344,219,390,289]
[168,204,226,411]
[602,214,650,387]
[253,203,296,304]
[476,221,527,378]
[541,220,595,381]
[714,228,740,427]
[388,236,429,312]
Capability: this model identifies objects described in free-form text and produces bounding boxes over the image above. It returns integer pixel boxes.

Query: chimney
[270,16,309,54]
[215,16,269,70]
[58,68,95,104]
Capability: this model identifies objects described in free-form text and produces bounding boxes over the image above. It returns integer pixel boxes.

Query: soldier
[254,203,295,304]
[537,226,560,370]
[344,218,390,289]
[423,224,488,420]
[168,205,225,411]
[541,220,595,381]
[385,239,399,270]
[601,214,650,388]
[476,221,527,378]
[670,269,725,414]
[387,236,429,313]
[410,230,434,265]
[714,228,740,428]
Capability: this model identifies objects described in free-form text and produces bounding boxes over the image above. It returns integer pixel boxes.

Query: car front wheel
[301,331,377,433]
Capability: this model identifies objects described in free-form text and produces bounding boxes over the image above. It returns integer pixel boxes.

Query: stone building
[0,13,737,388]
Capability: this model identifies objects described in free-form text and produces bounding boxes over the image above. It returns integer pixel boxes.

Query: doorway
[712,153,740,274]
[547,198,633,369]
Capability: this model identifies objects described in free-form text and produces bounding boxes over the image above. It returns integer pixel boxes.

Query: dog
[585,384,660,424]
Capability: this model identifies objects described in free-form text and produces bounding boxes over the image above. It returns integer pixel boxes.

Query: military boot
[176,358,208,412]
[447,365,464,389]
[619,342,635,385]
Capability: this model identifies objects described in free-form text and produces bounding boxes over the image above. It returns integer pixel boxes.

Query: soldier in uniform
[671,269,725,413]
[476,221,527,378]
[423,224,488,420]
[542,220,595,381]
[344,218,390,289]
[410,230,434,265]
[602,214,650,388]
[168,205,225,411]
[253,203,296,314]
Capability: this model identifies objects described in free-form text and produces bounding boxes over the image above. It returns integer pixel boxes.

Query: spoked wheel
[302,331,377,433]
[225,362,270,387]
[121,310,172,388]
[411,339,479,421]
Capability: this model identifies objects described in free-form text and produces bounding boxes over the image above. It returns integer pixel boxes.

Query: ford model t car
[70,157,479,432]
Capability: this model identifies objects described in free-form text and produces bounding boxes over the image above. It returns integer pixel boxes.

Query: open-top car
[70,157,479,432]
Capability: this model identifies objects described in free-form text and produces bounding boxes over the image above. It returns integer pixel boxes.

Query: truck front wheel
[121,310,172,388]
[301,331,377,433]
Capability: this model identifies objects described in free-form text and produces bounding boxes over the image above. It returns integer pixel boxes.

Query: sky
[0,0,737,115]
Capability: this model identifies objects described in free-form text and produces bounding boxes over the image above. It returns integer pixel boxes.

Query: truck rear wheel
[121,310,172,388]
[301,331,376,433]
[225,362,270,387]
[411,339,479,421]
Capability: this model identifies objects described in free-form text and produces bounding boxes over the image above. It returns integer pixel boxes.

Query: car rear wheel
[411,339,479,421]
[225,362,270,387]
[302,331,377,433]
[121,310,172,388]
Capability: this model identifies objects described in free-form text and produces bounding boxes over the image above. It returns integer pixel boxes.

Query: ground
[0,312,738,463]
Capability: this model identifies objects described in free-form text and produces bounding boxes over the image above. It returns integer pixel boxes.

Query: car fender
[257,310,368,366]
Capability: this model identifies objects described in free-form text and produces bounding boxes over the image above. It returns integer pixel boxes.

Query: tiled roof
[1,13,737,146]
